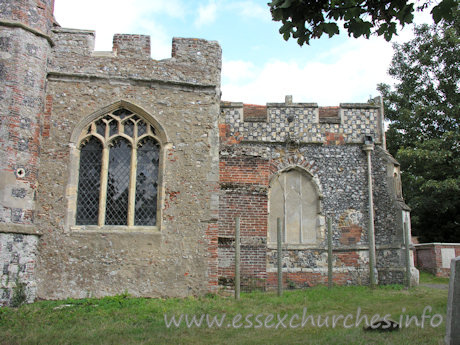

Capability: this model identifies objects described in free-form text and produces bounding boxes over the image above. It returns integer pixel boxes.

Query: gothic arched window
[75,108,160,227]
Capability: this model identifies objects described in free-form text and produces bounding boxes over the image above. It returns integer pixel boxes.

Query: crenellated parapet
[113,34,151,59]
[49,29,222,89]
[220,96,385,145]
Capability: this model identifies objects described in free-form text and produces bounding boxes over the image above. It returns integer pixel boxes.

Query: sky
[53,0,435,106]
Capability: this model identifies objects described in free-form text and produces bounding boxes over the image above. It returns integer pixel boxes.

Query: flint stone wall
[218,101,414,288]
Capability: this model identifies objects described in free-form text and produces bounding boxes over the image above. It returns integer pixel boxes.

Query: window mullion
[98,145,110,226]
[127,143,137,226]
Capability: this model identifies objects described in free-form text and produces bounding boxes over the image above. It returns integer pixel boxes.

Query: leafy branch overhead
[268,0,458,45]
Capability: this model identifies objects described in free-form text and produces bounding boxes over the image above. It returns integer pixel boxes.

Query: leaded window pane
[135,138,159,226]
[113,108,132,119]
[76,137,102,225]
[77,108,161,228]
[109,120,118,137]
[105,138,131,225]
[138,120,147,136]
[124,120,134,137]
[95,119,105,137]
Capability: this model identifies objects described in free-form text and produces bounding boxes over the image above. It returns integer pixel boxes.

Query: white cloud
[221,6,438,106]
[53,0,437,104]
[222,60,256,83]
[135,19,173,60]
[222,37,395,106]
[194,0,218,28]
[227,1,271,21]
[54,0,184,56]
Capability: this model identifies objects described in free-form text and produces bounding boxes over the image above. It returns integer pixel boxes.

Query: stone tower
[0,0,55,304]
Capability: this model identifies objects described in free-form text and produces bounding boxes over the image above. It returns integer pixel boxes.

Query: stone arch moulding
[267,164,326,249]
[65,100,169,233]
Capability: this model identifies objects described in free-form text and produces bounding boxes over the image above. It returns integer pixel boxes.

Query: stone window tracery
[75,108,160,227]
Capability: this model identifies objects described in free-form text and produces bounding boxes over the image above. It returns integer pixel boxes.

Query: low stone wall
[414,243,460,277]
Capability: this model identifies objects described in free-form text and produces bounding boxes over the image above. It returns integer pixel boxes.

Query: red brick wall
[336,251,361,267]
[217,152,372,290]
[218,155,269,288]
[220,156,270,186]
[219,192,268,237]
[415,246,436,273]
[218,239,267,288]
[415,244,460,277]
[339,225,363,246]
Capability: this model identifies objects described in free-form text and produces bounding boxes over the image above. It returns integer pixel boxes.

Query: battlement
[48,29,222,88]
[172,37,222,66]
[220,96,385,145]
[112,34,150,59]
[51,29,221,62]
[51,28,95,56]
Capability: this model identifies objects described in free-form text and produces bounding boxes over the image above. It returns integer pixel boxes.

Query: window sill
[70,225,160,234]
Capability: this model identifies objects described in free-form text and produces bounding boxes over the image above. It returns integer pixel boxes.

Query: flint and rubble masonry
[0,0,417,305]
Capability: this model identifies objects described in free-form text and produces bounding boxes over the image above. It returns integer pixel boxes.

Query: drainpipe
[363,135,377,288]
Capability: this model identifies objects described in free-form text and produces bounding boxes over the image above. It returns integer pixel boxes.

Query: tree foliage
[378,13,459,242]
[268,0,458,45]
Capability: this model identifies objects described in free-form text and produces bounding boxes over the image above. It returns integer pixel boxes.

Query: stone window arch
[268,167,322,245]
[66,101,168,230]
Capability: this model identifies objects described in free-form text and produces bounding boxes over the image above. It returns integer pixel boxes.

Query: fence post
[327,217,333,289]
[277,217,283,297]
[235,217,240,300]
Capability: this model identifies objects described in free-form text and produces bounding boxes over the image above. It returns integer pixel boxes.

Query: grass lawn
[0,272,449,345]
[418,271,450,285]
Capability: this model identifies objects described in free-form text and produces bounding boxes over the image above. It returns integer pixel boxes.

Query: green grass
[419,270,450,285]
[0,279,448,345]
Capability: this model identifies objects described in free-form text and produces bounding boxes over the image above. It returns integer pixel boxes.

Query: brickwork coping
[243,104,267,122]
[319,106,339,118]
